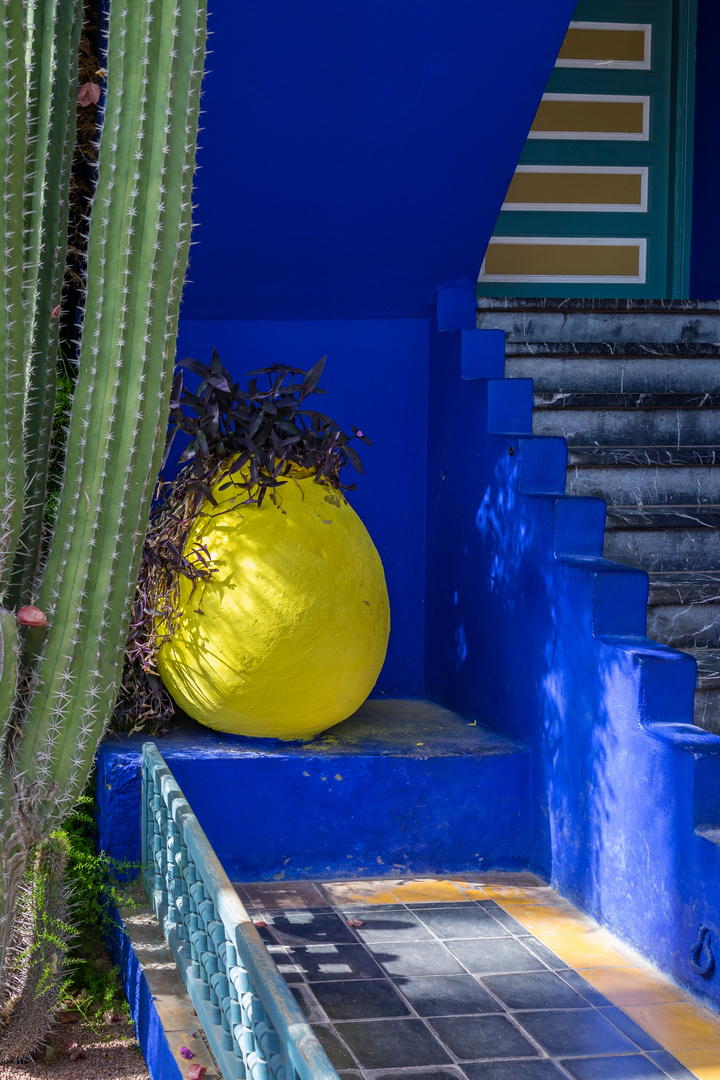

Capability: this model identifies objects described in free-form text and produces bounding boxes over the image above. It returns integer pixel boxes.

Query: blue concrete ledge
[98,698,530,881]
[109,896,218,1080]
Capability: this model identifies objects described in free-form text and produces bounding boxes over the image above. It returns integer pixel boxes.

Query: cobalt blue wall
[424,302,720,1010]
[175,316,428,696]
[690,0,720,299]
[182,0,578,321]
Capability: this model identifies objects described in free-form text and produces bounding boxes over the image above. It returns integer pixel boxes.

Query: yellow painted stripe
[531,98,645,135]
[484,241,640,279]
[559,27,646,64]
[504,170,643,207]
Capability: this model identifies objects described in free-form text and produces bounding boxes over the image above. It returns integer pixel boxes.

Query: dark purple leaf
[299,355,326,399]
[345,445,364,474]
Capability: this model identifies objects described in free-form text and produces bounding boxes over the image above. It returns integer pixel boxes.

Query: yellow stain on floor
[236,874,720,1079]
[390,879,467,903]
[581,965,685,1005]
[624,1002,720,1050]
[498,901,597,935]
[674,1048,720,1080]
[322,880,403,905]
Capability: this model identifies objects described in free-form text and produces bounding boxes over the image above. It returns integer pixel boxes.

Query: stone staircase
[477,299,720,734]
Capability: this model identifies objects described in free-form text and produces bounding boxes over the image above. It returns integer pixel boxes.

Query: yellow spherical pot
[157,464,390,740]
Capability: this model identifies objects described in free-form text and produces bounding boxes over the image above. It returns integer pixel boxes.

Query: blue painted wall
[174,316,428,696]
[690,0,720,299]
[183,0,577,321]
[424,303,720,1010]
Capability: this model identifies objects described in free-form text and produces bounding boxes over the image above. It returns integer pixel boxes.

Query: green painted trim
[670,0,698,299]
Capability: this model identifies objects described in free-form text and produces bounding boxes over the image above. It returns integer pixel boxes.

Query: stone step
[534,407,720,447]
[566,464,720,506]
[648,571,720,606]
[603,507,720,572]
[647,602,720,650]
[507,347,720,395]
[477,297,720,344]
[535,391,720,410]
[647,572,720,650]
[606,506,720,529]
[568,446,720,467]
[684,649,720,734]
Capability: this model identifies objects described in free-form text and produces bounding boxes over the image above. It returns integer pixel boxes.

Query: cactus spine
[0,0,207,1054]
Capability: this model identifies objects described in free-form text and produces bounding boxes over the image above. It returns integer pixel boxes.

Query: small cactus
[0,0,207,1054]
[0,835,74,1062]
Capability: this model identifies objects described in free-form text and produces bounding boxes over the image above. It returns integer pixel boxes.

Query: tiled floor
[233,876,720,1080]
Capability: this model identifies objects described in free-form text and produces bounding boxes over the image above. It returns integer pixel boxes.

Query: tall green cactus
[0,0,207,1047]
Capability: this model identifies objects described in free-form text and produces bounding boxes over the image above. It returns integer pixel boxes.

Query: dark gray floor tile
[414,906,512,940]
[351,909,436,943]
[447,937,547,975]
[429,1014,540,1061]
[290,982,327,1022]
[476,901,533,935]
[599,1006,664,1051]
[266,911,359,945]
[267,944,303,982]
[517,1009,638,1057]
[482,971,592,1011]
[463,1061,569,1080]
[339,903,408,913]
[521,939,569,971]
[312,1024,359,1070]
[645,1051,699,1080]
[335,1018,453,1069]
[394,974,504,1016]
[312,978,411,1020]
[368,1071,464,1080]
[560,1055,668,1080]
[557,970,612,1006]
[289,943,385,981]
[368,940,466,977]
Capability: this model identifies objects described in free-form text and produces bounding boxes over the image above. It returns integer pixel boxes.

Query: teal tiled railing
[142,743,340,1080]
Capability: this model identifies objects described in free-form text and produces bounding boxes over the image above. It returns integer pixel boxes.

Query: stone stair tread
[477,297,720,314]
[508,341,720,359]
[534,391,720,410]
[648,572,720,606]
[605,505,720,530]
[568,446,720,467]
[683,648,720,690]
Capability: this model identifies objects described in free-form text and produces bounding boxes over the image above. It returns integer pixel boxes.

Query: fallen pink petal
[50,304,61,318]
[252,919,268,928]
[187,1065,207,1080]
[346,918,364,926]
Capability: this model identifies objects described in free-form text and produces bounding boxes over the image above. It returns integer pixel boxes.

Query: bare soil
[0,1014,149,1080]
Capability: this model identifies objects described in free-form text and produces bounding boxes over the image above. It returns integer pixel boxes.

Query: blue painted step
[97,699,530,882]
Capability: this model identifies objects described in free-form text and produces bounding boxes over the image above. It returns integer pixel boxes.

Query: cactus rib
[6,0,83,609]
[16,0,208,827]
[0,0,28,602]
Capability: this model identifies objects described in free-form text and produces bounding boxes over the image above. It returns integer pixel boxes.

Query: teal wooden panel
[477,0,695,299]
